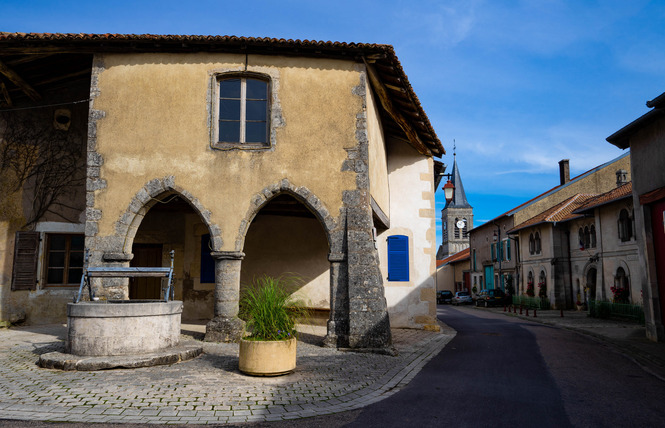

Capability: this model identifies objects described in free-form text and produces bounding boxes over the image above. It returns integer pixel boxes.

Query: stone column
[204,251,246,342]
[324,252,349,348]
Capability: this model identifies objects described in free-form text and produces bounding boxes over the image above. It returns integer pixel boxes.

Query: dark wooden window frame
[44,233,84,287]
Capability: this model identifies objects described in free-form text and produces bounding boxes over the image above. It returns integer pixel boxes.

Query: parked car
[475,289,510,307]
[437,290,454,304]
[452,291,473,305]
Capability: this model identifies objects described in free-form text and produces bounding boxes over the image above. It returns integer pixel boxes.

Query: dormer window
[214,74,270,149]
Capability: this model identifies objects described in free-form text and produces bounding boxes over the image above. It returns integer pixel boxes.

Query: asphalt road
[341,305,665,428]
[2,305,664,428]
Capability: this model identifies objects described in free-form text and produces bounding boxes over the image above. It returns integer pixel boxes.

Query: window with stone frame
[534,231,541,254]
[590,225,597,248]
[214,74,270,149]
[618,209,633,242]
[45,233,84,286]
[529,233,535,255]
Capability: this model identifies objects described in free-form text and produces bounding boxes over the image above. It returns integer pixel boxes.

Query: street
[341,306,665,427]
[2,306,664,428]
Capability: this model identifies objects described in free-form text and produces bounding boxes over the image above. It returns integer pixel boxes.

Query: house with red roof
[0,33,445,349]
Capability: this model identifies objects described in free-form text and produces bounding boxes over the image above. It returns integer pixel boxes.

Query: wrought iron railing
[512,295,551,310]
[588,300,645,324]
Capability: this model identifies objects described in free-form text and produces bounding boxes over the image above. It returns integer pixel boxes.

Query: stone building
[508,157,639,309]
[607,90,665,342]
[469,154,631,301]
[0,33,445,349]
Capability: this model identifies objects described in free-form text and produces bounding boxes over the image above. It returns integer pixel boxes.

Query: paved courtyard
[0,323,455,425]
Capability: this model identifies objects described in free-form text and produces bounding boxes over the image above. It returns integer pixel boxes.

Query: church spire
[445,147,471,209]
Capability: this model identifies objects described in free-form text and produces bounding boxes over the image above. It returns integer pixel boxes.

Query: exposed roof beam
[0,59,41,101]
[0,81,13,107]
[35,68,90,86]
[5,53,54,65]
[364,59,430,156]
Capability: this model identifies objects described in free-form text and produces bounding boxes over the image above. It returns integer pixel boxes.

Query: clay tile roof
[573,182,632,213]
[509,194,598,234]
[438,248,471,266]
[0,32,443,156]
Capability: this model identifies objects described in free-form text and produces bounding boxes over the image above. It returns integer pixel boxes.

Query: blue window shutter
[387,235,409,281]
[200,234,215,283]
[507,239,511,261]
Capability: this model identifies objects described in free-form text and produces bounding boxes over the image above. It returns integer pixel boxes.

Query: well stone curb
[38,342,203,371]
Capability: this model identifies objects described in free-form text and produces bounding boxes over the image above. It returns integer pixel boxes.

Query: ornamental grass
[239,275,309,341]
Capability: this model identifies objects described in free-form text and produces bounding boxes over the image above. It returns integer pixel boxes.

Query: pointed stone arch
[111,176,223,255]
[235,178,339,253]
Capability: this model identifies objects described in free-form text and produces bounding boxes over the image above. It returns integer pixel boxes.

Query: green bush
[239,275,309,341]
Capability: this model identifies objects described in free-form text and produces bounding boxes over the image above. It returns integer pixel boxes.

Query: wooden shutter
[11,231,40,291]
[387,235,409,281]
[507,239,511,261]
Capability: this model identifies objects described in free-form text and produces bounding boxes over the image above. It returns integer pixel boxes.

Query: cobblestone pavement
[0,323,456,425]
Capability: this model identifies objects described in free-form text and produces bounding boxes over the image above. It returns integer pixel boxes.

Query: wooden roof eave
[364,59,432,156]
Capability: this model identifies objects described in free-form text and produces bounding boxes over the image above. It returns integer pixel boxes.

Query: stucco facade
[0,34,444,349]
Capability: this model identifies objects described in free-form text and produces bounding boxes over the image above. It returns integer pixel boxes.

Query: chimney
[559,159,570,185]
[616,169,628,186]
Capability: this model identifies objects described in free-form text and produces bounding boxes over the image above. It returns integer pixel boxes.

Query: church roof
[444,155,472,209]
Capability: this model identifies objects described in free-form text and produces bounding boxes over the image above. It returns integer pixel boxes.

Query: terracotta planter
[239,337,296,376]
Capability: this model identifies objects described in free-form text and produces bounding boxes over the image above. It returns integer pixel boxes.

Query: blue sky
[2,0,664,249]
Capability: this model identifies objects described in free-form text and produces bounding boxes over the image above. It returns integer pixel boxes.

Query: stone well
[66,300,183,356]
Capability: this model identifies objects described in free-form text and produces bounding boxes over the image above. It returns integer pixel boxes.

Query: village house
[435,247,470,293]
[468,154,632,308]
[607,90,665,342]
[0,33,445,349]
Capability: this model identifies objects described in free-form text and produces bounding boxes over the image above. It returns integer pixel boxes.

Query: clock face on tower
[456,220,466,229]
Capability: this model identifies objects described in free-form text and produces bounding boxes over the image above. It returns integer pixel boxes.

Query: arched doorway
[131,193,215,321]
[586,267,597,301]
[240,194,330,325]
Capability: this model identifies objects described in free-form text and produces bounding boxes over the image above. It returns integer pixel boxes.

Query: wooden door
[130,244,163,300]
[484,265,494,290]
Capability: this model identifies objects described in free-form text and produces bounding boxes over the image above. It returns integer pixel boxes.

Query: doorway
[130,244,163,300]
[586,267,597,301]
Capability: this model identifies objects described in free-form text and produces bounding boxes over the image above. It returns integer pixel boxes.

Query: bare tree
[0,109,85,228]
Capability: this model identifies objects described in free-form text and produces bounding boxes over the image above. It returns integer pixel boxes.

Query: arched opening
[613,267,630,303]
[538,269,547,298]
[131,193,215,321]
[619,209,633,242]
[529,233,535,255]
[526,271,535,296]
[586,267,597,301]
[240,193,330,325]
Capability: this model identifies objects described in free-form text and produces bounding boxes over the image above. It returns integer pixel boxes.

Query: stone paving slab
[0,323,455,424]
